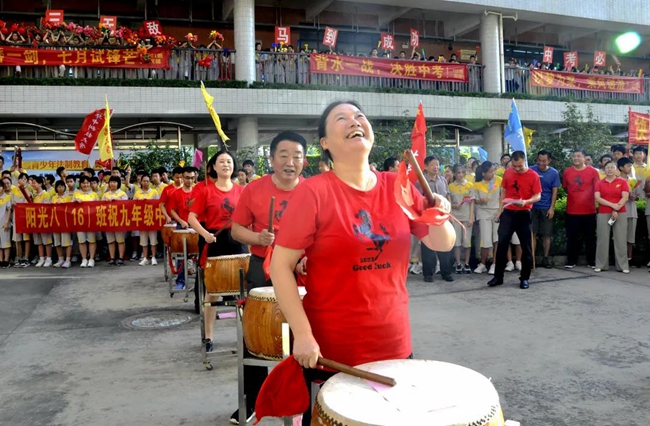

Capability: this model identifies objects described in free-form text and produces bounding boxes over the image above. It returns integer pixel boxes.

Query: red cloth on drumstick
[253,355,309,425]
[262,245,273,281]
[394,160,450,225]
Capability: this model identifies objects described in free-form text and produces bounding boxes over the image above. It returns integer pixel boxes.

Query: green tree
[118,142,195,177]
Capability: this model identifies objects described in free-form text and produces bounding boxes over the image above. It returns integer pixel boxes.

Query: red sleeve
[562,169,567,189]
[275,183,318,250]
[160,186,170,204]
[595,180,602,193]
[409,184,428,240]
[189,187,206,217]
[167,190,179,212]
[231,184,255,228]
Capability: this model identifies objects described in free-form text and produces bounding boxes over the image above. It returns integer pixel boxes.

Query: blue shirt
[530,165,560,210]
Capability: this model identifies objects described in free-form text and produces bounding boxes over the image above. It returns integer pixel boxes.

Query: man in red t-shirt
[488,151,541,289]
[159,166,184,223]
[561,149,601,268]
[166,167,196,290]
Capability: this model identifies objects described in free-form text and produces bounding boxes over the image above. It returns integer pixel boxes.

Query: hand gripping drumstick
[405,149,436,207]
[268,196,275,233]
[209,219,232,242]
[318,357,397,387]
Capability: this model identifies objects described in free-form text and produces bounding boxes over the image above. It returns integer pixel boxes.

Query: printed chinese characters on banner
[381,33,395,51]
[0,46,170,68]
[322,26,338,48]
[275,26,291,45]
[143,20,162,36]
[14,200,166,234]
[563,51,578,70]
[531,69,643,94]
[629,111,650,145]
[100,15,118,30]
[410,29,419,47]
[75,109,110,155]
[310,54,468,82]
[594,51,606,67]
[45,10,64,24]
[543,46,554,64]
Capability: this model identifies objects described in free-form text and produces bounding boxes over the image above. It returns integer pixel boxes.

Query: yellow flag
[97,95,114,161]
[523,127,535,149]
[200,81,230,148]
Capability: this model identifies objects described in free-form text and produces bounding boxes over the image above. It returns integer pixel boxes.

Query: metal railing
[0,45,235,81]
[504,66,650,103]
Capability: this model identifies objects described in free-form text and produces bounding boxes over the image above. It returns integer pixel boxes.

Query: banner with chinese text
[310,54,468,82]
[629,111,650,145]
[15,200,165,234]
[530,69,643,94]
[0,46,170,68]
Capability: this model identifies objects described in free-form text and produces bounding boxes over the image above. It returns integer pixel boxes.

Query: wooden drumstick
[209,219,232,242]
[318,357,396,387]
[405,149,436,207]
[268,196,275,233]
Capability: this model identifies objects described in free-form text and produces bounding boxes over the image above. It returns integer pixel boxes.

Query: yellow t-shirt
[134,188,159,200]
[74,191,100,202]
[46,187,56,198]
[52,194,72,204]
[472,176,502,220]
[152,182,168,193]
[495,167,506,178]
[633,164,647,181]
[33,191,51,204]
[449,180,474,222]
[102,189,128,201]
[0,193,11,226]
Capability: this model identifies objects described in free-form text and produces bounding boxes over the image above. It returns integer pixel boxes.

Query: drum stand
[168,238,196,303]
[235,272,294,426]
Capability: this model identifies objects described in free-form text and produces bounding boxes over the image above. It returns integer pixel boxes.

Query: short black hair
[182,167,196,175]
[90,176,99,183]
[270,131,307,157]
[65,174,76,182]
[150,169,160,176]
[632,146,647,154]
[32,176,44,187]
[573,149,587,156]
[599,154,613,163]
[617,157,633,169]
[83,167,95,176]
[537,150,553,160]
[242,159,255,167]
[56,166,66,177]
[383,157,398,171]
[108,176,121,186]
[500,153,511,161]
[158,167,168,175]
[44,174,55,185]
[111,166,121,172]
[511,151,526,161]
[78,176,90,184]
[1,170,10,177]
[611,144,626,154]
[140,172,150,180]
[54,180,66,192]
[18,172,28,180]
[172,166,184,176]
[424,155,439,165]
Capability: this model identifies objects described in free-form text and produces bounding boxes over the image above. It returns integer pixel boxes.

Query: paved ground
[1,262,649,426]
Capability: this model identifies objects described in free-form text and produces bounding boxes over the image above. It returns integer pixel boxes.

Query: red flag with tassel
[408,102,427,184]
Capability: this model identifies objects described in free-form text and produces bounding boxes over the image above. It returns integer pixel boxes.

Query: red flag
[94,158,112,170]
[629,109,650,145]
[254,355,310,424]
[408,103,427,184]
[74,109,110,155]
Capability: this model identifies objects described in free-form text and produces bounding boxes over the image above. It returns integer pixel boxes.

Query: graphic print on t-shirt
[352,209,391,267]
[573,174,584,190]
[512,179,520,194]
[275,199,288,222]
[222,197,234,214]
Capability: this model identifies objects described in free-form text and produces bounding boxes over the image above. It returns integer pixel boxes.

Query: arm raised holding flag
[504,99,527,162]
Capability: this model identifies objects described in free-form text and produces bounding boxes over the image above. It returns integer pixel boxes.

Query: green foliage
[529,103,619,172]
[0,77,248,88]
[118,142,194,179]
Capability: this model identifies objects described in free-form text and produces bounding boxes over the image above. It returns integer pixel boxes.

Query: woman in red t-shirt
[188,150,246,352]
[270,101,456,425]
[594,160,630,273]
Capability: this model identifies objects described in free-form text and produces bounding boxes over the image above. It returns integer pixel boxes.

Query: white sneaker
[622,269,630,274]
[62,260,71,269]
[488,264,496,275]
[505,261,515,272]
[139,258,150,266]
[474,263,488,274]
[435,260,440,274]
[412,262,422,275]
[594,268,602,272]
[35,258,45,268]
[515,261,522,271]
[647,261,650,267]
[88,259,95,268]
[408,263,416,274]
[80,259,88,268]
[151,257,158,266]
[43,258,52,268]
[53,259,64,268]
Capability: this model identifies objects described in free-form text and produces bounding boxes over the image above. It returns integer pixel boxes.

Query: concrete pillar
[483,125,503,163]
[480,13,502,94]
[234,0,256,84]
[237,117,258,148]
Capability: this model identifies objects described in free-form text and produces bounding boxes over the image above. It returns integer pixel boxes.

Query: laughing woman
[270,100,455,425]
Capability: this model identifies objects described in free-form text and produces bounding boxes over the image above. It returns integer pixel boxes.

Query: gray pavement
[1,263,649,426]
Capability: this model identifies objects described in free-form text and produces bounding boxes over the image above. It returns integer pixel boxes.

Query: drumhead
[207,254,252,260]
[248,286,307,300]
[172,229,196,234]
[163,224,176,228]
[316,359,501,426]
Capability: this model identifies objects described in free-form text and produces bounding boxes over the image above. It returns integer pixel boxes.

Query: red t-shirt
[160,184,180,205]
[167,187,194,222]
[276,171,428,367]
[231,174,305,258]
[501,168,542,211]
[595,177,629,214]
[190,182,244,230]
[562,166,600,215]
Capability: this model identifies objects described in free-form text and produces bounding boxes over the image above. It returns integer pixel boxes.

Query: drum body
[203,254,251,294]
[171,230,199,254]
[312,359,505,426]
[243,286,306,360]
[162,224,176,245]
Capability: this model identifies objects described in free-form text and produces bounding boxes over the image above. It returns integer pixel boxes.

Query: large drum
[204,254,251,294]
[243,286,307,361]
[312,359,505,426]
[162,224,176,246]
[171,230,199,254]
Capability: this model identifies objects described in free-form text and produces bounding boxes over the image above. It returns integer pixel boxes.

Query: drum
[243,286,307,361]
[162,224,176,246]
[170,230,199,254]
[312,359,505,426]
[203,254,251,294]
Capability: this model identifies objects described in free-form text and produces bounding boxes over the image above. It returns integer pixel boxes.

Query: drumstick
[209,219,232,242]
[318,357,396,387]
[268,196,275,233]
[405,149,436,207]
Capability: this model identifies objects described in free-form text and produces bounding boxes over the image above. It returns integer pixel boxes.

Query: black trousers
[495,210,533,280]
[421,243,454,277]
[565,213,597,266]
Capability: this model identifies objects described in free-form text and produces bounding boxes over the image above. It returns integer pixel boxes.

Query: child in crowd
[52,181,72,268]
[449,164,475,273]
[472,162,500,274]
[31,176,53,267]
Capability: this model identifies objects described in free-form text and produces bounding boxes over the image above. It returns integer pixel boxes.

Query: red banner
[0,46,169,68]
[45,10,64,24]
[310,54,468,82]
[530,69,643,94]
[410,29,419,47]
[563,51,578,70]
[15,200,165,234]
[594,51,606,67]
[100,15,118,30]
[143,20,163,37]
[629,111,650,145]
[542,46,554,64]
[381,33,395,50]
[275,26,290,45]
[322,26,338,48]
